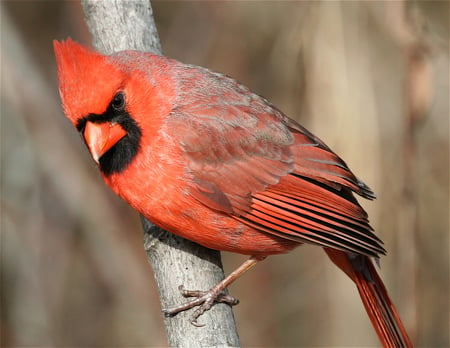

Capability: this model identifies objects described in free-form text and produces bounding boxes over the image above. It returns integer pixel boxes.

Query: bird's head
[54,38,174,176]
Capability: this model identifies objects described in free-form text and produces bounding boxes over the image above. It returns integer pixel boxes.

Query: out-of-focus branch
[392,2,432,340]
[80,1,240,346]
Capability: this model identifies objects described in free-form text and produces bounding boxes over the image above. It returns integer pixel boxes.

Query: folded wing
[168,71,383,257]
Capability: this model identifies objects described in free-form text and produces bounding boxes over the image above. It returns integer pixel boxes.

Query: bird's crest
[53,38,124,124]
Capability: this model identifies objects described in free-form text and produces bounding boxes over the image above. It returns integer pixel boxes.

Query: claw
[162,284,239,324]
[179,285,239,305]
[162,256,262,326]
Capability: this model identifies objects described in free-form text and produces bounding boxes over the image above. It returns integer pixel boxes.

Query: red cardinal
[54,39,411,347]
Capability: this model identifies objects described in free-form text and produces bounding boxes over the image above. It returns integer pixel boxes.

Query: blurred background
[1,1,448,347]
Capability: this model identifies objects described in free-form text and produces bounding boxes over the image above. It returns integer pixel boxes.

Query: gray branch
[80,0,240,346]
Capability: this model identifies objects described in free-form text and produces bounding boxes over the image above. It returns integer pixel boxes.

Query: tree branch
[80,1,240,346]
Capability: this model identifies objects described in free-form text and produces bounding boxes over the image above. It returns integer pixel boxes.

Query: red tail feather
[325,248,412,347]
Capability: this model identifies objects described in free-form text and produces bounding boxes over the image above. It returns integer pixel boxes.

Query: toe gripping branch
[163,285,239,327]
[162,256,264,326]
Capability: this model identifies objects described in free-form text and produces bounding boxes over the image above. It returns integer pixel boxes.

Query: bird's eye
[111,92,125,111]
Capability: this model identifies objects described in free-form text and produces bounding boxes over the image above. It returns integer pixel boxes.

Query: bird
[54,38,411,347]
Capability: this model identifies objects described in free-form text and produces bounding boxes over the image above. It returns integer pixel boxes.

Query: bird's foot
[162,285,239,327]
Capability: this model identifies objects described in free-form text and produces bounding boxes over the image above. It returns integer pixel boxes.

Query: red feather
[54,39,411,346]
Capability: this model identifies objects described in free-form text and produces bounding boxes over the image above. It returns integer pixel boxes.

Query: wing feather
[169,67,381,256]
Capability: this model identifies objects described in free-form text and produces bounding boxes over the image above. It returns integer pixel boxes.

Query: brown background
[2,1,448,346]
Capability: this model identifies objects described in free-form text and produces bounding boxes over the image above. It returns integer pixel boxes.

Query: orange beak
[83,121,127,164]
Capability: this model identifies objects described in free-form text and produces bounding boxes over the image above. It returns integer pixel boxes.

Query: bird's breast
[102,145,298,255]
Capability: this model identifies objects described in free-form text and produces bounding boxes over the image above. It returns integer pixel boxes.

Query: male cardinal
[54,39,411,347]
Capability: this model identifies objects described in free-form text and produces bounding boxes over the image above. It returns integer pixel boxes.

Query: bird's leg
[162,255,265,326]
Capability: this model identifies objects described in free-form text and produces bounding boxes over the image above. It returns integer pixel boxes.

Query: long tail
[324,248,412,347]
